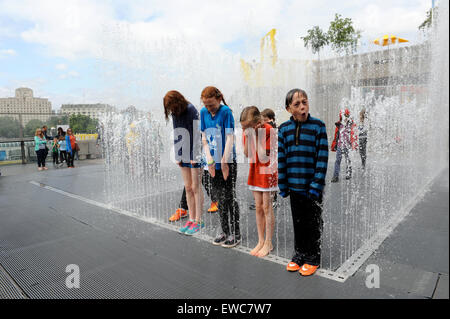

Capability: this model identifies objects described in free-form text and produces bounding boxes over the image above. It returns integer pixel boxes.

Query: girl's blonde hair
[240,106,261,125]
[35,128,42,136]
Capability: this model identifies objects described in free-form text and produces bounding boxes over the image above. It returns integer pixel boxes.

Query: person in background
[278,88,328,276]
[65,128,76,168]
[358,109,368,170]
[261,108,279,209]
[51,137,59,167]
[34,128,48,171]
[58,135,67,167]
[330,109,357,182]
[42,125,51,162]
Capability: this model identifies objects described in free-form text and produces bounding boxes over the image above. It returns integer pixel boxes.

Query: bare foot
[250,242,264,256]
[256,243,273,258]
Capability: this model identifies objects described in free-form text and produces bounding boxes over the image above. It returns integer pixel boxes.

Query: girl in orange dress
[240,106,278,257]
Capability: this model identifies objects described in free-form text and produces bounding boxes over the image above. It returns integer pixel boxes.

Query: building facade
[60,103,117,120]
[0,88,53,126]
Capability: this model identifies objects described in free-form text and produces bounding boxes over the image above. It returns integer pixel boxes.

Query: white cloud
[0,0,434,109]
[0,48,16,57]
[55,63,67,70]
[59,71,79,79]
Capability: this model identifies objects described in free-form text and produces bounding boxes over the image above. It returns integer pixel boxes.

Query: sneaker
[249,203,256,210]
[221,235,241,248]
[345,175,352,180]
[299,264,319,276]
[185,221,205,236]
[212,233,227,246]
[169,208,188,222]
[43,167,48,170]
[179,220,193,234]
[331,176,339,183]
[207,202,219,213]
[286,261,301,272]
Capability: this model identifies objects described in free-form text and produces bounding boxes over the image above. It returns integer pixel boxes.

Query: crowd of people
[34,125,79,171]
[163,86,369,277]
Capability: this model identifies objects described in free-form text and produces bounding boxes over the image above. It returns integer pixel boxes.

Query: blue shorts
[180,162,203,169]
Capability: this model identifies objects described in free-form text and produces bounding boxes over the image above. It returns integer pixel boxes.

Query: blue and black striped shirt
[278,114,329,197]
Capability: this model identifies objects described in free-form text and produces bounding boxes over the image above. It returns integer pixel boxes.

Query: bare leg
[180,167,195,221]
[250,191,265,256]
[190,167,204,223]
[256,191,274,257]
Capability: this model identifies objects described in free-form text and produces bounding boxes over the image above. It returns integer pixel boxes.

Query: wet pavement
[0,160,448,299]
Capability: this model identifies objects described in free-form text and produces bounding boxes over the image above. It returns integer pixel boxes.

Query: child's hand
[279,190,289,198]
[208,163,216,178]
[308,189,321,203]
[221,162,229,181]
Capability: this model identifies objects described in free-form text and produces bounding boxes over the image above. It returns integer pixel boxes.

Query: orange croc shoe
[299,264,319,276]
[207,202,219,213]
[169,208,188,222]
[286,261,301,272]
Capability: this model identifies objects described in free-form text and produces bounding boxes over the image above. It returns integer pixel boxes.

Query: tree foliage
[419,7,438,31]
[0,116,21,138]
[301,14,362,57]
[327,14,361,55]
[69,114,98,134]
[24,119,44,137]
[46,115,69,128]
[301,26,329,57]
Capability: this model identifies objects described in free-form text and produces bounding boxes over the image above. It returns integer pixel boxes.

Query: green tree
[69,114,99,133]
[301,26,329,60]
[0,116,22,138]
[419,7,438,31]
[24,119,44,137]
[327,13,362,55]
[46,115,69,128]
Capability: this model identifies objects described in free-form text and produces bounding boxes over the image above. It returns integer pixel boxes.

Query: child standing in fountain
[278,89,328,276]
[200,86,241,248]
[240,106,278,257]
[164,90,204,236]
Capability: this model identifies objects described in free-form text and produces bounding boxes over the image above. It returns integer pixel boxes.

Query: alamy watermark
[365,264,380,289]
[65,264,80,289]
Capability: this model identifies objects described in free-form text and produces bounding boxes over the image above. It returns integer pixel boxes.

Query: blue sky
[0,0,434,111]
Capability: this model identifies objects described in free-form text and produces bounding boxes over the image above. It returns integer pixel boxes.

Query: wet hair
[239,106,261,126]
[360,108,366,120]
[285,89,308,109]
[201,86,228,107]
[261,108,275,121]
[163,90,189,120]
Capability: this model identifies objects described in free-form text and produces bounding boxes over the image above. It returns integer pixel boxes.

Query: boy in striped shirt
[278,89,329,276]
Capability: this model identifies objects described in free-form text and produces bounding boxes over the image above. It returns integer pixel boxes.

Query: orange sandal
[299,264,319,276]
[286,261,301,272]
[207,202,219,213]
[169,208,188,222]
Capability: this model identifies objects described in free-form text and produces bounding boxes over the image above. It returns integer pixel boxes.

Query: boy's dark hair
[285,89,308,109]
[261,108,275,121]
